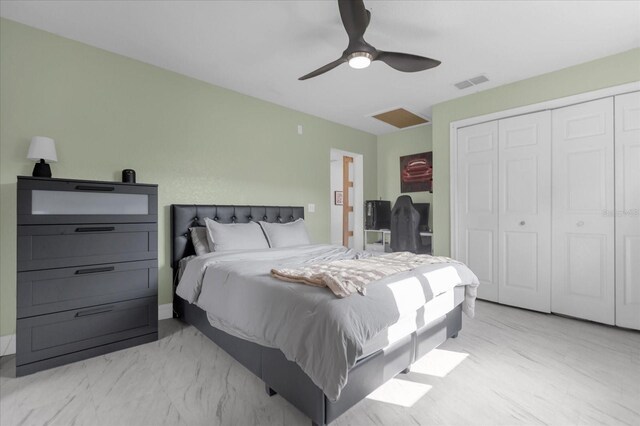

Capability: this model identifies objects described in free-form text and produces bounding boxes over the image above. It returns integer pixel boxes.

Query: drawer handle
[75,226,115,233]
[75,306,115,317]
[75,185,115,192]
[75,266,115,275]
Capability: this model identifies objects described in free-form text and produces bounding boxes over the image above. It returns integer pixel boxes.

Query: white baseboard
[158,303,173,320]
[0,334,15,356]
[0,303,173,357]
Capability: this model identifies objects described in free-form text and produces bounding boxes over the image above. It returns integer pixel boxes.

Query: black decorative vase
[122,169,136,183]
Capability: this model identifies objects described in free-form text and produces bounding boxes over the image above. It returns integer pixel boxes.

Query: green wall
[2,17,638,339]
[431,48,640,256]
[376,125,433,229]
[0,19,377,337]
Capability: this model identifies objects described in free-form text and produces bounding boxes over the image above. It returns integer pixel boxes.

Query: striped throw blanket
[271,252,460,298]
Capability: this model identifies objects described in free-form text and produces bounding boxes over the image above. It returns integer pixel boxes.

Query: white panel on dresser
[456,121,499,302]
[615,91,640,330]
[551,97,615,325]
[497,111,551,312]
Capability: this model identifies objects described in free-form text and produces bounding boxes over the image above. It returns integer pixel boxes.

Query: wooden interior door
[497,111,552,312]
[614,91,640,330]
[456,121,499,302]
[342,156,354,247]
[551,97,615,325]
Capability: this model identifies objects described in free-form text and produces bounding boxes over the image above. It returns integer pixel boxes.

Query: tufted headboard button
[184,232,188,237]
[231,216,237,222]
[193,216,198,221]
[214,217,219,221]
[290,215,294,220]
[248,216,252,220]
[263,216,268,220]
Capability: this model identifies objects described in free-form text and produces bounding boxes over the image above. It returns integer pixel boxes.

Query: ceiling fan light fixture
[348,52,373,69]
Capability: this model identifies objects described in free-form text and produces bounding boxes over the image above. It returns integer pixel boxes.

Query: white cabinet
[615,91,640,329]
[498,111,552,313]
[551,98,615,325]
[453,90,640,329]
[456,121,499,302]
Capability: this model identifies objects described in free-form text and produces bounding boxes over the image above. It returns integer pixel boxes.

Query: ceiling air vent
[454,80,474,90]
[454,74,489,90]
[371,108,429,129]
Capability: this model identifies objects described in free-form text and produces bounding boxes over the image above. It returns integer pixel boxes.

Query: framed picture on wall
[334,191,343,205]
[400,151,433,193]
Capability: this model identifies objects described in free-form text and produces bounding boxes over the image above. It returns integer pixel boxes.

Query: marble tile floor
[1,300,638,426]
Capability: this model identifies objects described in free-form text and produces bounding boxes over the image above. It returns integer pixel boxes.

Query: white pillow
[189,227,211,256]
[259,218,311,248]
[204,218,269,252]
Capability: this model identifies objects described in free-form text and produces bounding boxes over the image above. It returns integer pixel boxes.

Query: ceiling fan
[299,0,441,80]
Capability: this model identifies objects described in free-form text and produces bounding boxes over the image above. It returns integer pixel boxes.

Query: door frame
[450,81,640,259]
[330,148,364,249]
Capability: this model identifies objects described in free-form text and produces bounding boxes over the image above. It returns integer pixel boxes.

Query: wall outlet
[308,203,315,213]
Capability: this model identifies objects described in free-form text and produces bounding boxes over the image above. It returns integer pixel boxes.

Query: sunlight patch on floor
[411,348,468,378]
[365,378,432,407]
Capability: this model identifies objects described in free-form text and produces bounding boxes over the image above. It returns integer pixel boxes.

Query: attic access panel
[372,108,429,129]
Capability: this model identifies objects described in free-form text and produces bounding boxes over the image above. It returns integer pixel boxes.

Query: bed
[171,204,478,426]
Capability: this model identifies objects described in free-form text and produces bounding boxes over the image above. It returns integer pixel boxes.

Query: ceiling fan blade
[299,57,347,80]
[338,0,370,41]
[375,51,441,72]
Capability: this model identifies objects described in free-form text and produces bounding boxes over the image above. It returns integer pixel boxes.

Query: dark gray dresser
[16,176,158,376]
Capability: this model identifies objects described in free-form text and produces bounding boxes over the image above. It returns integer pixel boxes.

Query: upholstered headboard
[170,204,304,269]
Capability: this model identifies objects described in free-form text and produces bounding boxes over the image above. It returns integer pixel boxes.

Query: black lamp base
[32,160,52,178]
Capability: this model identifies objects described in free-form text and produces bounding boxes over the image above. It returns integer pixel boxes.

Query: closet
[453,90,639,329]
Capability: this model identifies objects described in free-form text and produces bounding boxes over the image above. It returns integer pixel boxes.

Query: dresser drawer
[16,297,157,367]
[18,260,157,318]
[18,177,157,225]
[18,223,157,271]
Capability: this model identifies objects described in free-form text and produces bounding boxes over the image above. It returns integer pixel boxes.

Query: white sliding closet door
[551,98,615,324]
[456,121,499,302]
[498,111,551,312]
[615,91,640,330]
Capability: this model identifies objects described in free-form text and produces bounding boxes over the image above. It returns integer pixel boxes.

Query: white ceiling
[2,1,639,135]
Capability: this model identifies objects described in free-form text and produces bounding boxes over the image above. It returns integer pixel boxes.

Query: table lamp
[27,136,57,178]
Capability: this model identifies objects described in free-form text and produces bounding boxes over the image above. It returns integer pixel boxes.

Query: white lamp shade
[27,136,57,162]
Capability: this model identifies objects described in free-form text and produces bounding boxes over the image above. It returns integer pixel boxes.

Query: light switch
[308,203,315,213]
[298,125,303,135]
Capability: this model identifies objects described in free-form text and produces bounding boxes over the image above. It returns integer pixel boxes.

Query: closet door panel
[551,98,615,325]
[615,91,640,330]
[498,111,551,312]
[456,121,499,302]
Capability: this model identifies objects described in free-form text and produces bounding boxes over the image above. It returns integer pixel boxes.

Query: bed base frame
[171,204,462,425]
